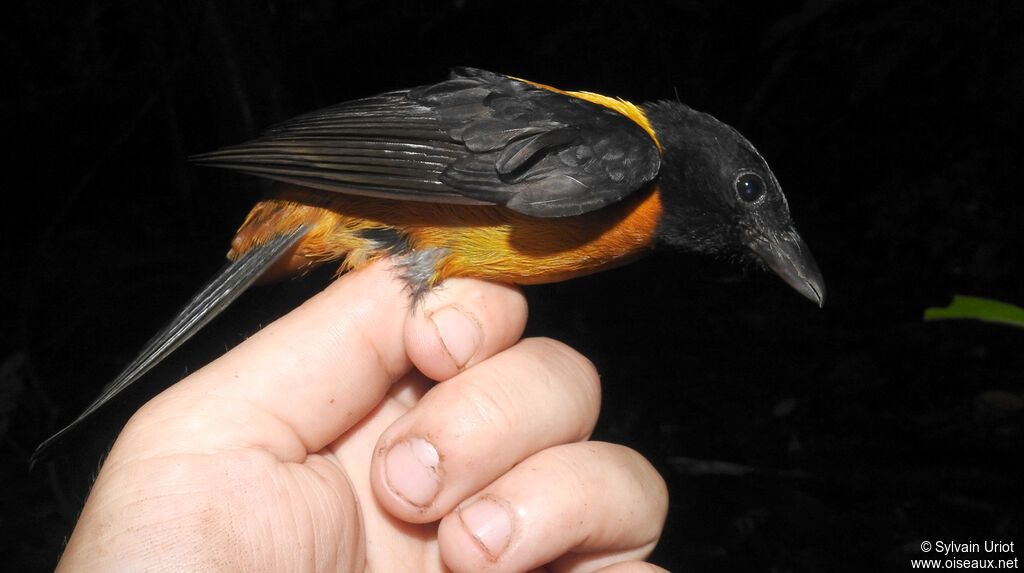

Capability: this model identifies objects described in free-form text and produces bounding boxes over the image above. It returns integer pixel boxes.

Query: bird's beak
[748,229,825,307]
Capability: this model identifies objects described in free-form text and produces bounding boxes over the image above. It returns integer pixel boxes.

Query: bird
[33,67,824,460]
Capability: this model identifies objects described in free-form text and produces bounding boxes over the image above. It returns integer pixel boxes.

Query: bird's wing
[191,68,662,217]
[32,226,310,462]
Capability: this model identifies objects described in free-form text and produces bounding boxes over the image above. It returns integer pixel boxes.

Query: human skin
[56,261,669,572]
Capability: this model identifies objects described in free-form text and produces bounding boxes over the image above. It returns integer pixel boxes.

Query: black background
[3,1,1022,571]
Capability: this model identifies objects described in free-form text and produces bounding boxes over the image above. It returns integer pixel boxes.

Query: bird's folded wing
[191,67,662,218]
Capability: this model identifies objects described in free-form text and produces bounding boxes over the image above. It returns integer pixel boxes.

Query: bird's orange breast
[230,183,663,286]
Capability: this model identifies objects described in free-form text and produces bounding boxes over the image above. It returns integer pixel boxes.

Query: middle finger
[371,336,602,522]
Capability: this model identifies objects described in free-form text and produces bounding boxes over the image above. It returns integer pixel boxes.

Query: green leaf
[924,296,1024,329]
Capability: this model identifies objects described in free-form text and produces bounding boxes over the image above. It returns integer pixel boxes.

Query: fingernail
[458,495,513,559]
[429,306,481,368]
[384,437,442,507]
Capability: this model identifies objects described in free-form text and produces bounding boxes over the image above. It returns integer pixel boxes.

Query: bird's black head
[643,101,824,306]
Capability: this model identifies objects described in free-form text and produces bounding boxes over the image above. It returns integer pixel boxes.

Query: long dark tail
[32,226,310,463]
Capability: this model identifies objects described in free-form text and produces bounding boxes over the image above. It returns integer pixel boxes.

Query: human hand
[56,261,669,572]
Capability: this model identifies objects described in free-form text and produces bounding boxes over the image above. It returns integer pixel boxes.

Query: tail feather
[32,226,310,463]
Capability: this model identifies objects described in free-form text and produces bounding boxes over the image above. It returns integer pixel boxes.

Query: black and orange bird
[35,67,823,458]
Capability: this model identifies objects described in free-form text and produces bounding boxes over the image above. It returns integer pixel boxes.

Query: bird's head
[644,101,824,306]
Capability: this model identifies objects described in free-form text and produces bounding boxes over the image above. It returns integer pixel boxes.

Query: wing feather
[191,68,662,217]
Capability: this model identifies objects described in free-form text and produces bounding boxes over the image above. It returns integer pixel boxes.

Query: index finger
[121,260,529,463]
[123,260,413,461]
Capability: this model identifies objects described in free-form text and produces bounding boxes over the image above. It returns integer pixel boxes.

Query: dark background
[3,0,1022,571]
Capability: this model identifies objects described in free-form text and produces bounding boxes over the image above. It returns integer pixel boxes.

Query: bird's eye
[735,172,766,203]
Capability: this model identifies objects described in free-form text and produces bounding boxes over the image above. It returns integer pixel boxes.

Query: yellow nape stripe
[513,76,661,150]
[564,90,660,149]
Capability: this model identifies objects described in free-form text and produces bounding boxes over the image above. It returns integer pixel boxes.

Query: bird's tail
[32,226,310,464]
